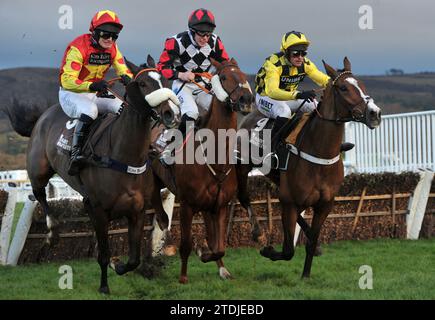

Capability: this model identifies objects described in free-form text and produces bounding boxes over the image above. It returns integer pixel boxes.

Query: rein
[188,64,248,110]
[105,68,161,122]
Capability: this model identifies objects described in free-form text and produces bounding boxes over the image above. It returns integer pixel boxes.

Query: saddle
[56,114,118,166]
[242,111,311,171]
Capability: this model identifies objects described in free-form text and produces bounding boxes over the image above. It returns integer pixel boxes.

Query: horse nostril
[163,110,174,124]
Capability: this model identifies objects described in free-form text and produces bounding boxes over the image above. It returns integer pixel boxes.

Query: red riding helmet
[89,10,123,33]
[188,8,216,32]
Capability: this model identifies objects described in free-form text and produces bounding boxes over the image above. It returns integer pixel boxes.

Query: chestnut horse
[26,56,179,293]
[151,58,254,283]
[237,57,381,278]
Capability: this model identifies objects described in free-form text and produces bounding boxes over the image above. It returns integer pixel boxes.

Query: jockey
[255,31,330,153]
[157,8,229,139]
[58,10,133,175]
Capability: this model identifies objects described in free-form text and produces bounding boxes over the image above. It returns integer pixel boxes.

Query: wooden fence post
[267,190,273,245]
[352,187,367,234]
[391,188,397,238]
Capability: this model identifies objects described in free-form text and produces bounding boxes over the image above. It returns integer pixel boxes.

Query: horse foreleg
[150,183,176,256]
[29,163,57,246]
[91,207,111,294]
[236,164,262,242]
[302,202,332,278]
[261,202,297,261]
[201,211,233,280]
[179,203,194,284]
[297,213,323,257]
[151,179,169,231]
[113,212,144,275]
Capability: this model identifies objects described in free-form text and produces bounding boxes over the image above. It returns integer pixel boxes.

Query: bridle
[192,64,251,111]
[315,70,369,124]
[216,63,251,111]
[107,68,163,123]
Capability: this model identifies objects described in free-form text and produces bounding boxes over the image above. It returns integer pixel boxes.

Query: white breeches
[59,87,123,120]
[172,80,213,120]
[255,93,317,119]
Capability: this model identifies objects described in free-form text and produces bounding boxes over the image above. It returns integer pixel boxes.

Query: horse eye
[339,85,348,92]
[139,81,146,87]
[220,75,226,81]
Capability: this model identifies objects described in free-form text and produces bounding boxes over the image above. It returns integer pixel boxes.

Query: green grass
[0,238,434,300]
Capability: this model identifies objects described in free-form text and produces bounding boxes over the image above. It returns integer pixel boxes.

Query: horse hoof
[219,267,233,280]
[110,257,126,275]
[260,246,274,259]
[179,276,188,284]
[99,286,110,294]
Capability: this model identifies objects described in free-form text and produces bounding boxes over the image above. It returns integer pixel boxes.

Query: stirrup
[68,159,83,175]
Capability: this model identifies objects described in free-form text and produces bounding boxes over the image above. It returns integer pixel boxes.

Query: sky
[0,0,433,75]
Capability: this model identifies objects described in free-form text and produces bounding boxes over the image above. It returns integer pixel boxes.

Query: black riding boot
[340,142,355,152]
[160,114,196,165]
[178,114,196,140]
[270,116,289,152]
[68,114,93,176]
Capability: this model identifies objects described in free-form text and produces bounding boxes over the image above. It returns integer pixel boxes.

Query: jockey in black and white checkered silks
[157,8,230,138]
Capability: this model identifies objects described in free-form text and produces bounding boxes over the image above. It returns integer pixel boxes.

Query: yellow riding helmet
[280,31,310,52]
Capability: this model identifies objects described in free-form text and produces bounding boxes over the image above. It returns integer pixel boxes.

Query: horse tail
[1,99,50,137]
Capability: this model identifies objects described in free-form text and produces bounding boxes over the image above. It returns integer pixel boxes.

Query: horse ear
[147,54,156,68]
[322,60,338,78]
[230,57,238,66]
[125,58,141,77]
[343,56,351,71]
[125,81,149,110]
[210,57,222,71]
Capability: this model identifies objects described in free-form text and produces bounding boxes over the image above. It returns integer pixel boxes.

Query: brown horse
[237,57,381,278]
[26,56,179,293]
[151,58,254,283]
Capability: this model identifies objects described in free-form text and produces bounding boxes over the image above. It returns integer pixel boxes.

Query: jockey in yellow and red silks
[58,10,133,175]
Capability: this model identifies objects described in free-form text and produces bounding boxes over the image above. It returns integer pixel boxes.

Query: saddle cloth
[56,113,118,158]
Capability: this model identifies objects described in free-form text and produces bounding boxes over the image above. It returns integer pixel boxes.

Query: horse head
[210,58,254,115]
[125,56,180,128]
[322,57,381,129]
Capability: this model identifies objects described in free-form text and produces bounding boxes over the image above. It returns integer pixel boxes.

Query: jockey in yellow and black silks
[255,31,330,152]
[58,10,133,175]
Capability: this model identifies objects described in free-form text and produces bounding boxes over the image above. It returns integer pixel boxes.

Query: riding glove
[120,75,132,86]
[296,90,316,101]
[89,80,109,93]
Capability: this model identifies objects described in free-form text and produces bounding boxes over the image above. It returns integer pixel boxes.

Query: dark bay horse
[152,58,254,283]
[26,56,179,293]
[237,57,381,278]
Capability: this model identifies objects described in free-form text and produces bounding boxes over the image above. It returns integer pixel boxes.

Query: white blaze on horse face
[149,71,163,88]
[345,77,381,114]
[168,100,180,117]
[241,81,252,93]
